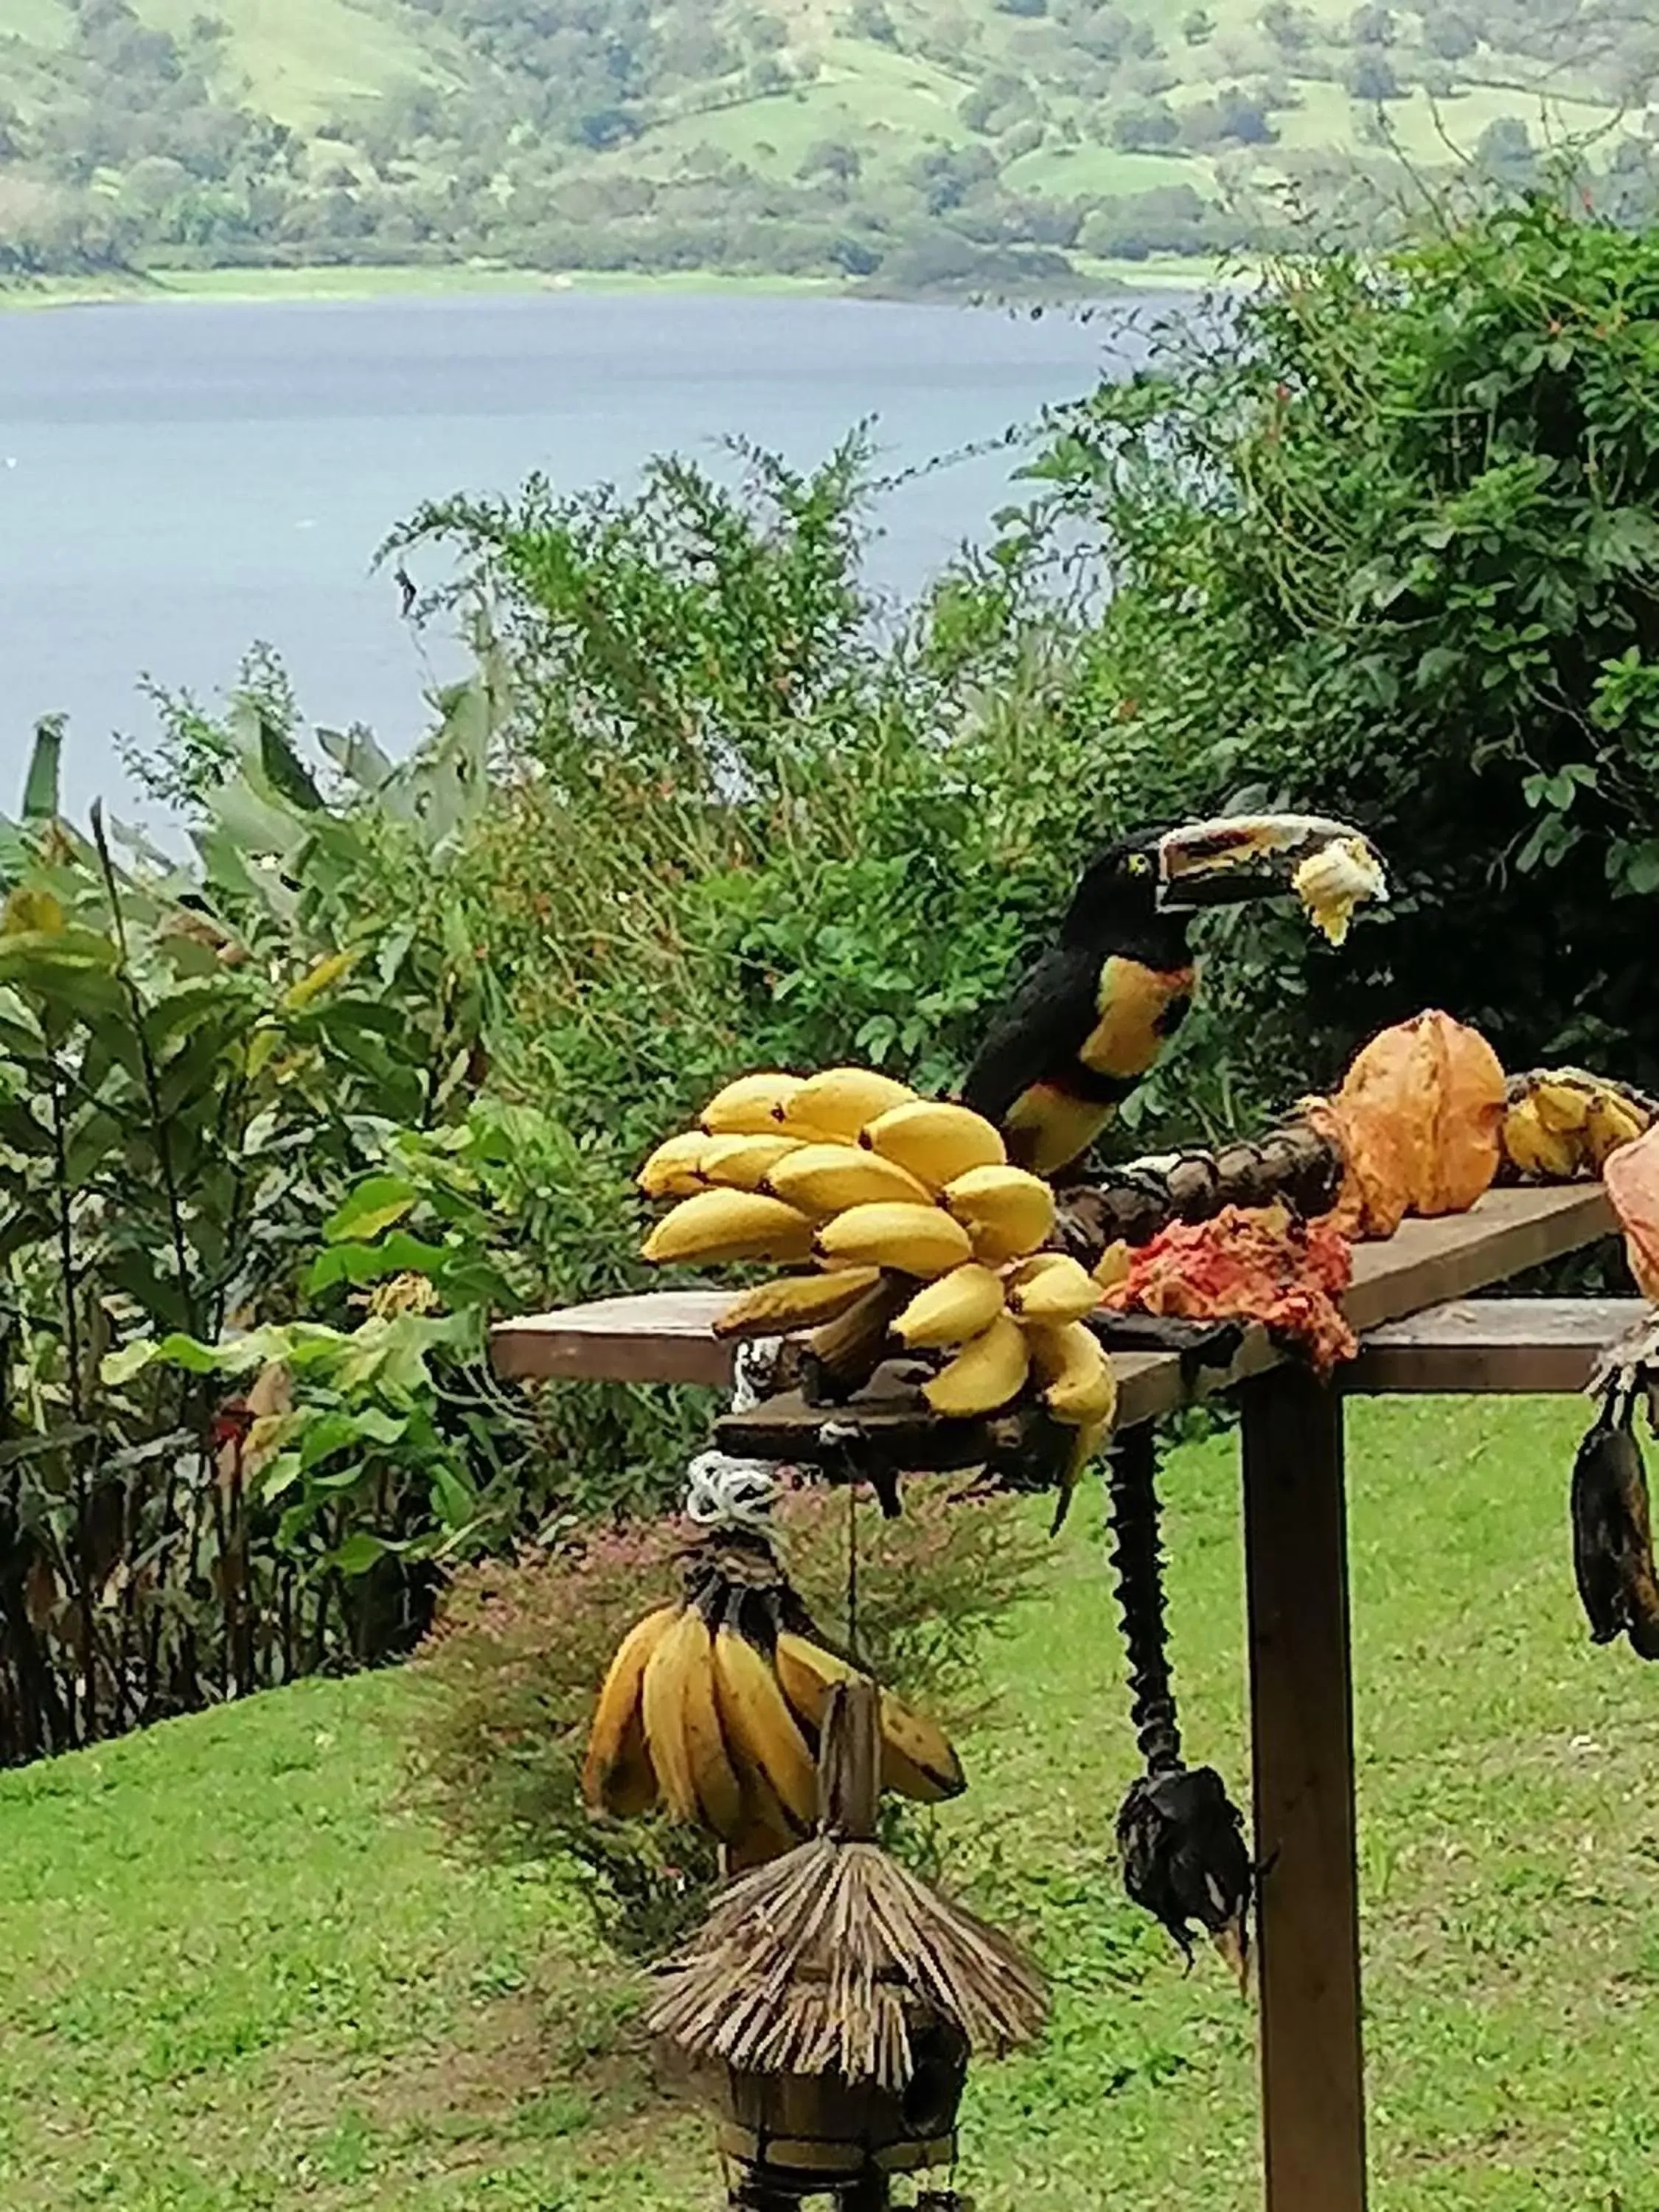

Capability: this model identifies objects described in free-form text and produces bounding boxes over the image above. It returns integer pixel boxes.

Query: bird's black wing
[960,943,1102,1124]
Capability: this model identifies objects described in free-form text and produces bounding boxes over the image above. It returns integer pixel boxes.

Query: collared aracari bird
[961,814,1374,1177]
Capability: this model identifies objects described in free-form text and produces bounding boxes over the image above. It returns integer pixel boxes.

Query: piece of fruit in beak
[1293,835,1389,945]
[1155,813,1380,911]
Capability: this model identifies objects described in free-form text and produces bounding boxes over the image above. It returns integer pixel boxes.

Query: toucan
[962,813,1371,1178]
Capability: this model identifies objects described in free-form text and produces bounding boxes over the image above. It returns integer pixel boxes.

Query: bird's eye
[1128,852,1152,877]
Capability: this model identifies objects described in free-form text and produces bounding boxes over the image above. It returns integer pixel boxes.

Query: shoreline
[0,257,1229,314]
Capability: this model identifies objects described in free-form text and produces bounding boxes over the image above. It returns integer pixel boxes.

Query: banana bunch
[582,1584,966,1868]
[637,1068,1118,1456]
[1501,1069,1655,1183]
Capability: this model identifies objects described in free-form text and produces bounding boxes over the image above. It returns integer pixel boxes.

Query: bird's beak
[1155,813,1384,912]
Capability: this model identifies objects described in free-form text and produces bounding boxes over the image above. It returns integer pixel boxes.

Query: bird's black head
[1060,832,1183,961]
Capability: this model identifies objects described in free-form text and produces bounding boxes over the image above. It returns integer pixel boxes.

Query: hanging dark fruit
[1106,1423,1253,1981]
[1571,1369,1659,1661]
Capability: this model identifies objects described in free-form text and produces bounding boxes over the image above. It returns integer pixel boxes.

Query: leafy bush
[0,670,526,1757]
[405,1478,1049,1955]
[1032,191,1659,1110]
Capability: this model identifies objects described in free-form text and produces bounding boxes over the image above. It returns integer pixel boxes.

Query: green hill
[2,0,1656,293]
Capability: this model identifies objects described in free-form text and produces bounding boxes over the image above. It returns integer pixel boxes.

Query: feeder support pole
[1241,1361,1368,2212]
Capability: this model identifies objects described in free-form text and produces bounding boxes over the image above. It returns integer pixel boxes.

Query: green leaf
[258,721,324,813]
[305,1231,449,1295]
[324,1175,418,1245]
[21,717,63,823]
[0,1100,55,1156]
[330,1531,390,1578]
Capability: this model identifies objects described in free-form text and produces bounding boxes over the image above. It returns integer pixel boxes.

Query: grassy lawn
[4,1397,1658,2210]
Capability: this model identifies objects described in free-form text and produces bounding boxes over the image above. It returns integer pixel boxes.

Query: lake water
[0,288,1174,824]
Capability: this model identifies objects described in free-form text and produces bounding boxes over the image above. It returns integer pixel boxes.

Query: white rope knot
[683,1450,782,1537]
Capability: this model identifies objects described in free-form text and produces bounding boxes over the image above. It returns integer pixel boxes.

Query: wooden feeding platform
[491,1182,1627,2212]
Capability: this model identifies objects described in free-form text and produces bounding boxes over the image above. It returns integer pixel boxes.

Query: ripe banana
[1529,1073,1597,1137]
[1586,1089,1649,1169]
[777,1066,916,1142]
[642,1188,815,1266]
[712,1621,819,1834]
[1006,1251,1102,1326]
[636,1132,709,1200]
[1050,1415,1109,1536]
[924,1311,1032,1418]
[765,1141,933,1216]
[678,1608,745,1841]
[860,1099,1006,1191]
[893,1262,1007,1349]
[943,1163,1057,1265]
[714,1266,883,1342]
[1093,1239,1132,1292]
[772,1632,966,1804]
[640,1605,705,1826]
[702,1071,804,1136]
[698,1133,802,1191]
[1029,1321,1118,1426]
[1502,1096,1582,1182]
[582,1601,678,1815]
[813,1200,973,1279]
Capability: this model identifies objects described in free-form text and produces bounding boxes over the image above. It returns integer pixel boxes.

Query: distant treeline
[2,0,1658,288]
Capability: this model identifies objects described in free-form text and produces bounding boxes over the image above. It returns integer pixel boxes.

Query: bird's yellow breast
[1079,957,1196,1082]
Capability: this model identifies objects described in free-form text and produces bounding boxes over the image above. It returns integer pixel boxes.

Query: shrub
[1029,192,1659,1109]
[405,1479,1050,1956]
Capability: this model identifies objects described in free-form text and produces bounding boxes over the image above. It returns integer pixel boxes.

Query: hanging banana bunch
[582,1469,967,1871]
[1500,1069,1658,1183]
[637,1068,1118,1512]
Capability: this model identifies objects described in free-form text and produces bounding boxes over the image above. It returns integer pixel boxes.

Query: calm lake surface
[0,289,1174,822]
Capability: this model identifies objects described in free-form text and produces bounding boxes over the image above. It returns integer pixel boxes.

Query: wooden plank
[1350,1297,1644,1396]
[490,1183,1615,1405]
[1113,1181,1614,1427]
[490,1292,734,1388]
[1242,1363,1368,2212]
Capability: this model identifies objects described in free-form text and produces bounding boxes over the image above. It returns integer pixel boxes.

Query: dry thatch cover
[644,1680,1048,2092]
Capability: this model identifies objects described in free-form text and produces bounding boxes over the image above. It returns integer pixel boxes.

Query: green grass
[5,1398,1658,2209]
[0,265,846,312]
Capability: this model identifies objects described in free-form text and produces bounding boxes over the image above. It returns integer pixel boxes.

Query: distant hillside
[3,0,1658,293]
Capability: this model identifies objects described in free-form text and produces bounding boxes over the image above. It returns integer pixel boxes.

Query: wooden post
[1241,1363,1367,2212]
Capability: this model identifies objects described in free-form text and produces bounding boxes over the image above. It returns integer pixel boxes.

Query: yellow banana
[778,1066,916,1142]
[1093,1239,1132,1291]
[1585,1090,1649,1170]
[697,1133,802,1191]
[877,1691,969,1804]
[582,1601,679,1815]
[640,1605,703,1826]
[1006,1252,1102,1326]
[943,1163,1057,1265]
[642,1188,815,1266]
[893,1262,1006,1349]
[860,1099,1006,1190]
[1029,1321,1118,1426]
[678,1609,745,1841]
[1050,1414,1109,1537]
[765,1141,933,1215]
[701,1071,804,1136]
[636,1131,709,1200]
[714,1266,883,1342]
[1501,1096,1582,1182]
[924,1311,1032,1418]
[712,1622,818,1834]
[772,1632,967,1804]
[1530,1075,1596,1136]
[813,1200,973,1279]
